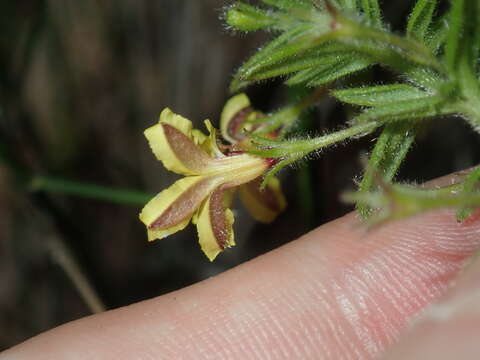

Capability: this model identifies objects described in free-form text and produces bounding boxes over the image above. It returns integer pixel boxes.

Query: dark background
[1,0,478,350]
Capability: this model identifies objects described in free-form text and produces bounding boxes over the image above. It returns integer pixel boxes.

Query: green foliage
[332,84,428,106]
[444,0,465,72]
[360,0,382,27]
[406,0,437,42]
[344,179,480,227]
[456,168,480,221]
[356,122,417,218]
[226,3,277,31]
[225,0,480,225]
[261,0,313,10]
[285,54,371,86]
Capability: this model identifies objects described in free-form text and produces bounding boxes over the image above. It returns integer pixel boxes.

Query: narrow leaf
[230,24,312,91]
[337,0,359,11]
[261,156,302,189]
[456,168,480,221]
[333,84,428,106]
[286,55,371,86]
[360,0,382,27]
[308,57,372,86]
[426,14,449,53]
[226,3,277,32]
[444,0,465,71]
[404,67,444,91]
[407,0,437,42]
[353,95,451,124]
[248,51,349,81]
[462,0,480,71]
[244,41,355,81]
[356,122,417,218]
[261,0,313,10]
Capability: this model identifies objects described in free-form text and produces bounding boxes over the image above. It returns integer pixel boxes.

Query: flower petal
[220,93,254,143]
[200,120,225,158]
[144,108,213,175]
[239,176,287,223]
[194,189,235,261]
[146,219,191,242]
[139,176,220,241]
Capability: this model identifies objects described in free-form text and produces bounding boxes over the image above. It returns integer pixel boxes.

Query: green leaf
[244,41,353,81]
[381,126,417,180]
[286,54,371,86]
[336,15,442,72]
[230,24,312,91]
[470,2,480,71]
[426,13,449,53]
[444,0,465,71]
[456,168,480,221]
[356,122,417,218]
[261,0,313,10]
[360,0,382,27]
[447,1,480,119]
[226,3,277,32]
[333,84,428,106]
[461,0,480,71]
[348,180,480,227]
[337,0,359,11]
[352,94,452,124]
[247,50,347,81]
[254,105,304,134]
[308,56,372,86]
[443,0,480,72]
[252,88,322,135]
[404,67,444,91]
[260,156,302,189]
[407,0,437,42]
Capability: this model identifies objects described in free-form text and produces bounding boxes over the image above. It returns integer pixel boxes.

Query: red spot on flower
[266,158,279,168]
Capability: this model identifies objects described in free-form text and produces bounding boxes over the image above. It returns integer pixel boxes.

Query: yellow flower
[140,95,286,261]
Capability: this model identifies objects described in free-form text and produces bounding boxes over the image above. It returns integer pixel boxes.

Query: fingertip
[383,250,480,360]
[3,208,480,360]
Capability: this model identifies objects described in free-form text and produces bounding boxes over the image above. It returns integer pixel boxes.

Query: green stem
[293,120,381,154]
[30,176,153,207]
[251,120,382,158]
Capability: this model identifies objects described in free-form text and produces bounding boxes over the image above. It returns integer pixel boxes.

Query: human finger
[2,190,480,359]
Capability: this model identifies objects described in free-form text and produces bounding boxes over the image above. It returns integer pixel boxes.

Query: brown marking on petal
[163,123,211,171]
[246,178,281,213]
[209,190,231,250]
[227,106,252,141]
[149,178,215,230]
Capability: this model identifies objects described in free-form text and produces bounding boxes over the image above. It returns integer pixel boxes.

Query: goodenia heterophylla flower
[220,93,263,145]
[220,93,287,223]
[238,177,287,223]
[139,107,285,261]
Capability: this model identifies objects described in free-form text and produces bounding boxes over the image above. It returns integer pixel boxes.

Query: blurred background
[1,0,479,350]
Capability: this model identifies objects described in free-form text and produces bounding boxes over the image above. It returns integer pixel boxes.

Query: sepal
[239,177,286,223]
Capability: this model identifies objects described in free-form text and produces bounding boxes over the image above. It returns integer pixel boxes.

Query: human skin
[2,174,480,359]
